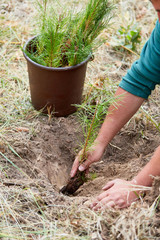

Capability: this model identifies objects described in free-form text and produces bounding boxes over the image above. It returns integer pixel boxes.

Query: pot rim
[23,35,92,71]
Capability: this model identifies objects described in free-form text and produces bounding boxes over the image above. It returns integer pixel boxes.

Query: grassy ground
[0,0,160,239]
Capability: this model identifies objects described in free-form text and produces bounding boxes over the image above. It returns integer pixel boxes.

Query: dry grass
[0,0,160,239]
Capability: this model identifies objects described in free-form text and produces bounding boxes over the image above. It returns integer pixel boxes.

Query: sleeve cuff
[119,80,149,99]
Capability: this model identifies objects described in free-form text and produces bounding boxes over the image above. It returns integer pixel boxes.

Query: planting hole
[9,116,160,197]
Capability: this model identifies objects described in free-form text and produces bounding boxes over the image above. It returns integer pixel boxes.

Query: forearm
[133,145,160,187]
[95,87,145,148]
[71,87,145,176]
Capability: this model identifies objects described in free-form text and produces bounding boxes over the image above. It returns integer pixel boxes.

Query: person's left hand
[91,178,140,210]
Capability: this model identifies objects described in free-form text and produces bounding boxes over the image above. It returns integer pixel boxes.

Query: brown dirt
[3,114,160,201]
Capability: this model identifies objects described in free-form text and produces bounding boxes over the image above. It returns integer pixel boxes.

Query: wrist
[130,178,148,200]
[131,175,153,187]
[94,137,108,150]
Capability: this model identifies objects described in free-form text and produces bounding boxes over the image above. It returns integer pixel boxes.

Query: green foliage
[89,172,98,180]
[25,0,114,67]
[116,23,141,52]
[76,81,119,150]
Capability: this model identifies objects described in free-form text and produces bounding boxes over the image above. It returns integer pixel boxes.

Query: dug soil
[4,113,160,201]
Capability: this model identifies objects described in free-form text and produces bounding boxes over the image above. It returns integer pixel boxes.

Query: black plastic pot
[23,36,92,117]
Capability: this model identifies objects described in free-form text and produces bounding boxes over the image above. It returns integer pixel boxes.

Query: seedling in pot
[24,0,114,68]
[23,0,114,116]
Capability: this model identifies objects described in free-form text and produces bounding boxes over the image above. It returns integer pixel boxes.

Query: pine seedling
[60,102,99,195]
[79,101,99,163]
[60,89,119,195]
[77,84,119,150]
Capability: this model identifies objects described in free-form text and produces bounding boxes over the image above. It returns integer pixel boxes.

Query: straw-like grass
[0,0,160,239]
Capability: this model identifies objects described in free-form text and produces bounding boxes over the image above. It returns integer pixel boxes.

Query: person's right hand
[70,142,105,178]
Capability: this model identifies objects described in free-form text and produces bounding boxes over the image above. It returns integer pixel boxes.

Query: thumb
[79,158,92,172]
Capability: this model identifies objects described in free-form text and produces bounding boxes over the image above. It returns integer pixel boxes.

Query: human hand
[91,179,140,210]
[70,142,105,178]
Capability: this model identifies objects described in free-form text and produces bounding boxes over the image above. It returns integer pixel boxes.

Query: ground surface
[5,112,160,198]
[0,0,160,239]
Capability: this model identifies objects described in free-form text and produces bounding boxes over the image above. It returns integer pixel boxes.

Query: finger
[106,200,115,208]
[85,167,89,175]
[93,202,115,211]
[91,192,109,208]
[92,197,115,211]
[102,180,116,191]
[96,191,109,201]
[90,200,98,208]
[70,155,80,178]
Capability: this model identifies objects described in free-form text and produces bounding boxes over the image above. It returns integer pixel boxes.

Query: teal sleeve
[119,20,160,99]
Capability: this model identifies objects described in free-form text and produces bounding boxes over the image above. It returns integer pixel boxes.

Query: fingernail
[79,165,85,171]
